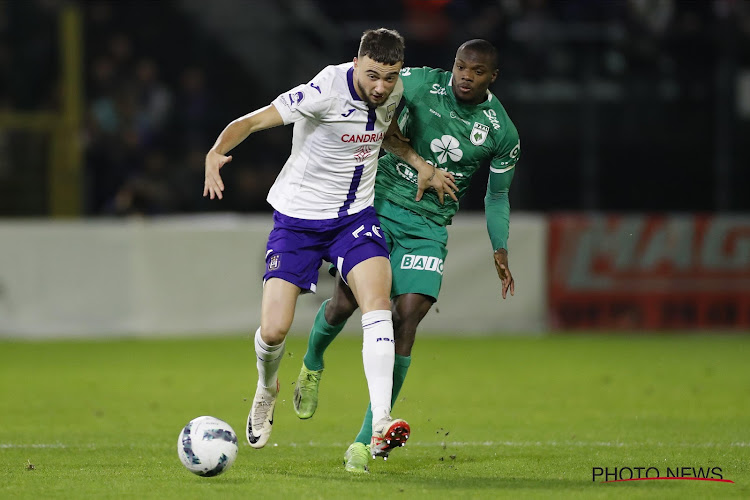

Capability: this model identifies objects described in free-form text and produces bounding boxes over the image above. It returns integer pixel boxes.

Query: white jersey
[267,63,403,220]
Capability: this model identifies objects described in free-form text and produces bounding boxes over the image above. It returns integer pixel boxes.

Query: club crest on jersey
[386,102,396,121]
[470,122,490,146]
[268,253,281,271]
[288,91,305,106]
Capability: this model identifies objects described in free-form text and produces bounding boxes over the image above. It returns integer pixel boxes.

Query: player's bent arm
[381,133,433,178]
[204,105,284,200]
[382,118,428,171]
[382,121,458,203]
[209,105,284,155]
[484,168,514,252]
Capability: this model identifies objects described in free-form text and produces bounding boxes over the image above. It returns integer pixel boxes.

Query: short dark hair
[358,28,405,66]
[457,39,498,70]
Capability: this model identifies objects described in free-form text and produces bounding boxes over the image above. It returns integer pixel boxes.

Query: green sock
[355,354,411,445]
[302,299,346,371]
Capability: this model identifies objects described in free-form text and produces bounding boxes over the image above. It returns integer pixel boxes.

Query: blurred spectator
[2,0,749,215]
[106,149,177,216]
[172,147,214,213]
[132,58,173,149]
[401,0,453,67]
[174,67,212,151]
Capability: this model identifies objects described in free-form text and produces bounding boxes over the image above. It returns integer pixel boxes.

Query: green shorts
[375,198,448,301]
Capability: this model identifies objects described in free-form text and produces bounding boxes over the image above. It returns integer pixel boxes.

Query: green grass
[1,334,749,499]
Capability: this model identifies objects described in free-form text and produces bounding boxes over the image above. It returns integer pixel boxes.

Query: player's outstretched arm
[204,105,284,200]
[485,153,516,299]
[383,122,458,204]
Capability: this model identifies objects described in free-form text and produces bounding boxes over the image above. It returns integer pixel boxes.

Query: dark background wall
[1,0,748,216]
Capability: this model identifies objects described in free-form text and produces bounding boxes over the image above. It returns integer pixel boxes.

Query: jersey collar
[347,66,362,101]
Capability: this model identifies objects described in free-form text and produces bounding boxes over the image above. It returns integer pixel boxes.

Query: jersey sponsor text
[341,132,385,143]
[429,84,448,96]
[400,254,444,275]
[483,109,501,130]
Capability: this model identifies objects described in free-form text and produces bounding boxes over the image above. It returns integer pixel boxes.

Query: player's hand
[392,129,410,143]
[416,166,458,204]
[204,150,231,200]
[493,248,515,299]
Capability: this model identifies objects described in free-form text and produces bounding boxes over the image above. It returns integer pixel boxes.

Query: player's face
[451,49,497,105]
[353,55,403,108]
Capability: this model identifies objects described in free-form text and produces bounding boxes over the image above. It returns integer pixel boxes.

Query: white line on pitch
[3,441,747,449]
[0,443,66,449]
[279,440,750,449]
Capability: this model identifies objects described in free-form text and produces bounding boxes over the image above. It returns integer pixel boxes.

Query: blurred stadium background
[1,0,749,338]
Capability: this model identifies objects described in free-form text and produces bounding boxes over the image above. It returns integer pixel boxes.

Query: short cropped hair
[458,39,498,70]
[358,28,405,66]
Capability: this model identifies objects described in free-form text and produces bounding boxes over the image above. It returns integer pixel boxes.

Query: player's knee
[393,295,432,327]
[325,297,356,325]
[360,296,391,314]
[393,311,418,334]
[392,300,432,355]
[259,324,288,345]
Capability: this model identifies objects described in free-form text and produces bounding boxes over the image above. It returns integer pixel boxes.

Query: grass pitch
[1,334,748,499]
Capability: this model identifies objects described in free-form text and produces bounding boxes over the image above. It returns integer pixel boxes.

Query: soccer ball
[177,416,238,477]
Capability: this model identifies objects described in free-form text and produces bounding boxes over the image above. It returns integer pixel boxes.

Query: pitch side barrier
[548,214,750,330]
[0,214,546,338]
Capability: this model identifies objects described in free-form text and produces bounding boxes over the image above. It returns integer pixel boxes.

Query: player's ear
[490,69,498,84]
[353,57,358,69]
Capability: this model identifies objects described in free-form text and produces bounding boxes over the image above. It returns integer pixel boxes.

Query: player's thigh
[346,256,392,313]
[264,221,324,294]
[261,218,327,342]
[392,293,434,329]
[260,278,301,344]
[320,265,359,322]
[388,234,447,301]
[327,272,359,324]
[328,207,391,313]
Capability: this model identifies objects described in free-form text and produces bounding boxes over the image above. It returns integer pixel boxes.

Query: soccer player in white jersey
[203,28,455,457]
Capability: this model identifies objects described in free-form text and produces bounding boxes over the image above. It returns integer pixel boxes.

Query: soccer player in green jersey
[293,39,519,472]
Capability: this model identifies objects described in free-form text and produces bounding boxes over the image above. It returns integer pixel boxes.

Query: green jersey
[374,66,520,250]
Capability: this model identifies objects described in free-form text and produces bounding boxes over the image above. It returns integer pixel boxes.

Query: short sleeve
[272,66,335,125]
[398,66,430,101]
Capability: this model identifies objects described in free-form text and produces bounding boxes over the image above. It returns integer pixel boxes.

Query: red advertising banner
[548,214,750,330]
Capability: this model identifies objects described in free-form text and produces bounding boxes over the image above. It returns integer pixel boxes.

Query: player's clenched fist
[204,151,231,200]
